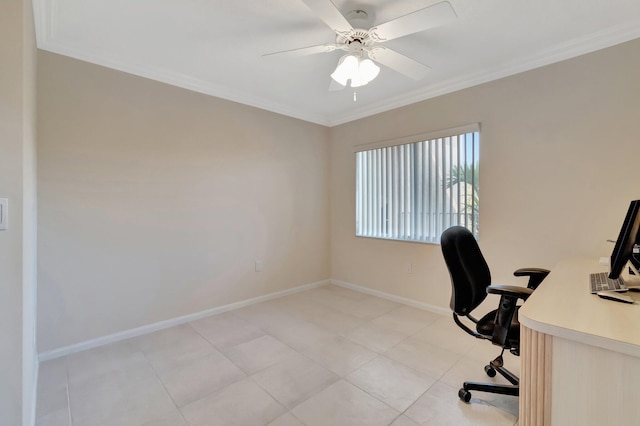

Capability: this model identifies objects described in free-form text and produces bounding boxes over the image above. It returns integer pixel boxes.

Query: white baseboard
[25,359,38,426]
[39,277,449,362]
[38,279,330,362]
[330,279,450,317]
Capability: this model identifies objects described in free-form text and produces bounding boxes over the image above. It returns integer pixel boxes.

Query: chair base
[458,355,520,403]
[459,382,519,402]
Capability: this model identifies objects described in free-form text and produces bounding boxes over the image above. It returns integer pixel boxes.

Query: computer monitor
[609,200,640,279]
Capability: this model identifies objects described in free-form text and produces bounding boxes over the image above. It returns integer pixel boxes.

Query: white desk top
[519,257,640,358]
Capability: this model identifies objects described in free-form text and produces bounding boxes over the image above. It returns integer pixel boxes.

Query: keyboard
[589,272,627,293]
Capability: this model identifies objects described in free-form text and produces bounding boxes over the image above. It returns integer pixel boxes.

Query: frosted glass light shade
[331,55,359,86]
[331,55,380,87]
[352,58,380,87]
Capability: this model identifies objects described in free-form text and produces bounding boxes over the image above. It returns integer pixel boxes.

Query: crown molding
[33,0,640,128]
[37,39,333,126]
[325,20,640,126]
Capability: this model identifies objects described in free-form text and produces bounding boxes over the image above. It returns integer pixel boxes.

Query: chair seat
[476,306,521,342]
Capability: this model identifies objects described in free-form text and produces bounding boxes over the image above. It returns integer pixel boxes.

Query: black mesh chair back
[441,226,491,315]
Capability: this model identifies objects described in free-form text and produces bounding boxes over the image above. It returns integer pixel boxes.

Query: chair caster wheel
[458,388,471,403]
[484,365,496,377]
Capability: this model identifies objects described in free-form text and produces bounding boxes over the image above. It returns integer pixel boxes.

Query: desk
[518,257,640,425]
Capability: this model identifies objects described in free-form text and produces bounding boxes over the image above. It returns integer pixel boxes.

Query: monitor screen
[609,200,640,279]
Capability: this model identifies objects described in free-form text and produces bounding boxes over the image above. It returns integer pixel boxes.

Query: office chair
[440,226,550,402]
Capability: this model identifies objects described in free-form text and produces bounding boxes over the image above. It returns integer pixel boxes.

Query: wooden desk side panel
[520,325,553,426]
[550,336,640,425]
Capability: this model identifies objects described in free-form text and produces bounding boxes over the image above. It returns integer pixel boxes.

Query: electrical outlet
[255,260,263,272]
[405,262,413,274]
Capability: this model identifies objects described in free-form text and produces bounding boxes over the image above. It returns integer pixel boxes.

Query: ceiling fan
[264,0,458,89]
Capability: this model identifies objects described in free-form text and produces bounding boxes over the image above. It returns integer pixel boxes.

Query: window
[355,124,479,243]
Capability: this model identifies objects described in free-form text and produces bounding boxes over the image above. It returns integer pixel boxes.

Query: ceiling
[33,0,640,127]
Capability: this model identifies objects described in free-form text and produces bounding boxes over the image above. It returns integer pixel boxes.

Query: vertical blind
[355,125,479,243]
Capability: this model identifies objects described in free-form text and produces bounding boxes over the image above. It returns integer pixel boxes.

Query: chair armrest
[487,285,533,301]
[513,268,550,290]
[486,285,533,347]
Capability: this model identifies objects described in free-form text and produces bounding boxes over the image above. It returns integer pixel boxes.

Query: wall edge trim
[39,278,451,361]
[38,279,330,361]
[330,279,450,316]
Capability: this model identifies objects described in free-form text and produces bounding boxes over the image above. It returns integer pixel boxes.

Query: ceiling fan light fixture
[331,54,380,88]
[331,54,359,86]
[354,58,380,86]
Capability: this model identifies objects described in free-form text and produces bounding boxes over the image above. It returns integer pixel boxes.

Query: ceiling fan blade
[369,1,457,42]
[300,0,354,34]
[368,47,430,80]
[263,43,338,58]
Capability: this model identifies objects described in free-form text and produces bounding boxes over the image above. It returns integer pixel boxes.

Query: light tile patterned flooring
[36,285,520,426]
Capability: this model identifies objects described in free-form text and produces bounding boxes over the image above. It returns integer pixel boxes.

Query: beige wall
[0,0,38,424]
[37,52,330,351]
[37,38,640,353]
[330,39,640,311]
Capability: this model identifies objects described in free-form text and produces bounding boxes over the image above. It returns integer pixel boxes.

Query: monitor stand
[623,260,640,290]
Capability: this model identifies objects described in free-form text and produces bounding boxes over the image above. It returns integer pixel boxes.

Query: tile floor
[35,284,520,426]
